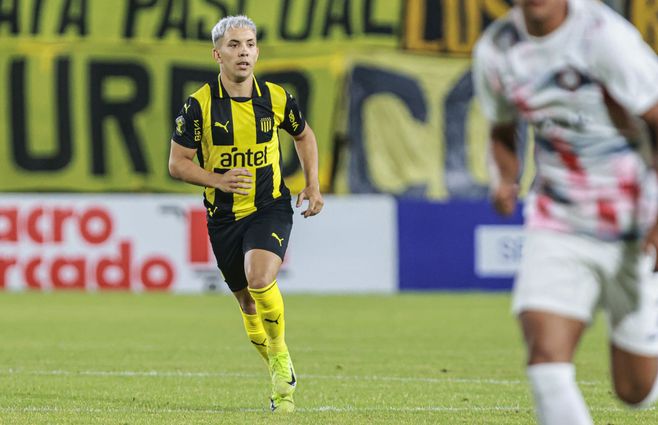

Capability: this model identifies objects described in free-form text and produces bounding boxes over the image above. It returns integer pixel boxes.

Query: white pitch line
[0,368,607,386]
[0,405,650,414]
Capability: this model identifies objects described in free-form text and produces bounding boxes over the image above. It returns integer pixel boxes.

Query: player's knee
[527,342,571,364]
[615,383,650,406]
[614,379,655,406]
[246,272,273,290]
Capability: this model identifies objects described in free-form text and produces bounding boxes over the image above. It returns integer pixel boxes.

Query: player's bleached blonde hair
[211,15,257,45]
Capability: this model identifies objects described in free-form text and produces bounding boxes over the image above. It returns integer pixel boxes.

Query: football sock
[527,363,593,425]
[240,310,269,362]
[249,280,288,354]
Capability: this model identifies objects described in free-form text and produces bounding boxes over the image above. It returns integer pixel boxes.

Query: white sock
[527,363,593,425]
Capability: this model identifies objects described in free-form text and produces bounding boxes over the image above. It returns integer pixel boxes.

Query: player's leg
[513,230,599,425]
[521,311,585,364]
[610,348,658,405]
[245,250,288,354]
[607,248,658,407]
[233,287,269,363]
[520,311,592,425]
[243,200,295,412]
[245,249,295,412]
[243,200,293,358]
[207,217,269,363]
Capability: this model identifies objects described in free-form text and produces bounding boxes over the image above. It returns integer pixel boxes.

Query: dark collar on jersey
[216,74,262,99]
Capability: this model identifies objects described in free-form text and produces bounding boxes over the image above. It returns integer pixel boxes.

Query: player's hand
[214,168,253,195]
[296,185,324,218]
[643,221,658,271]
[492,181,518,217]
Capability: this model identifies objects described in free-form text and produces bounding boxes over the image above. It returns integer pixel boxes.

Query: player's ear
[212,47,221,64]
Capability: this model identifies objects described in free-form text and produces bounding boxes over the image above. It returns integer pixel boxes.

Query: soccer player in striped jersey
[473,0,658,424]
[168,15,324,413]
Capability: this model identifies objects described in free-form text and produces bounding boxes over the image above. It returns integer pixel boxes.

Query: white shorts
[512,229,658,356]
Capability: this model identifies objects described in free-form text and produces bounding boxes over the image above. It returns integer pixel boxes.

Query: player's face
[213,27,259,82]
[515,0,567,26]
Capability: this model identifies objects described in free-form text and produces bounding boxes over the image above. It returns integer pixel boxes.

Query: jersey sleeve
[171,97,203,148]
[591,18,658,116]
[472,40,517,125]
[279,90,306,136]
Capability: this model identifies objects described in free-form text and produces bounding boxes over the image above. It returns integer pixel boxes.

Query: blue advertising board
[397,199,524,291]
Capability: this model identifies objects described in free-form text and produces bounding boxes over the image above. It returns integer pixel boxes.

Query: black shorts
[207,198,293,292]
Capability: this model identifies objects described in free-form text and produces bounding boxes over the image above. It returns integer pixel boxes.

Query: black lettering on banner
[260,71,310,177]
[89,62,150,175]
[196,0,230,41]
[279,0,316,41]
[123,0,158,38]
[322,0,352,37]
[31,0,45,34]
[10,58,73,171]
[170,66,216,125]
[403,0,442,51]
[346,66,428,195]
[420,0,442,44]
[157,0,188,39]
[58,0,88,35]
[364,0,393,35]
[0,0,19,34]
[195,0,255,41]
[404,0,511,53]
[346,65,528,198]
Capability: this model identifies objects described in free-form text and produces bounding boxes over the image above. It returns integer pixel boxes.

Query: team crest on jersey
[554,67,593,92]
[175,115,186,136]
[260,116,273,133]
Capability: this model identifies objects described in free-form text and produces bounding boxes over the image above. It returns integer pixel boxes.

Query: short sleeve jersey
[473,0,658,240]
[172,75,305,223]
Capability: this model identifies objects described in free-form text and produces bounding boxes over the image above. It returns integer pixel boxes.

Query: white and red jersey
[473,0,658,241]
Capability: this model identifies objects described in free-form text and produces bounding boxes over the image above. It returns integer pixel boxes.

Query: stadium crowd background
[0,0,651,293]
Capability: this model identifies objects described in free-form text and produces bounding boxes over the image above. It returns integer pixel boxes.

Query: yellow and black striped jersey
[172,75,305,223]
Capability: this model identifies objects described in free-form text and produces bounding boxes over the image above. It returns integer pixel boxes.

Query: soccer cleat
[269,351,297,397]
[270,394,295,413]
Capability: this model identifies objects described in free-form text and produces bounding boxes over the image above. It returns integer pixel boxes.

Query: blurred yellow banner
[0,0,400,47]
[0,0,401,194]
[1,41,349,195]
[0,0,648,197]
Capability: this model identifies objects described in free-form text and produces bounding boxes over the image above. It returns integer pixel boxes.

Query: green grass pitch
[0,292,656,424]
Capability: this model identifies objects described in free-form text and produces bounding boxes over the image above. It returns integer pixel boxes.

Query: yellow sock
[240,310,269,363]
[249,280,288,354]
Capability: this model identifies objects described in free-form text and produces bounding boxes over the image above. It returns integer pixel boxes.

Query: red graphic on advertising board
[188,208,211,264]
[0,205,175,291]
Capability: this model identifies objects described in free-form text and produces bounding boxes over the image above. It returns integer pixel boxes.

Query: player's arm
[281,91,324,217]
[168,142,252,195]
[472,39,519,216]
[641,103,658,172]
[640,104,658,261]
[291,124,323,217]
[489,123,520,216]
